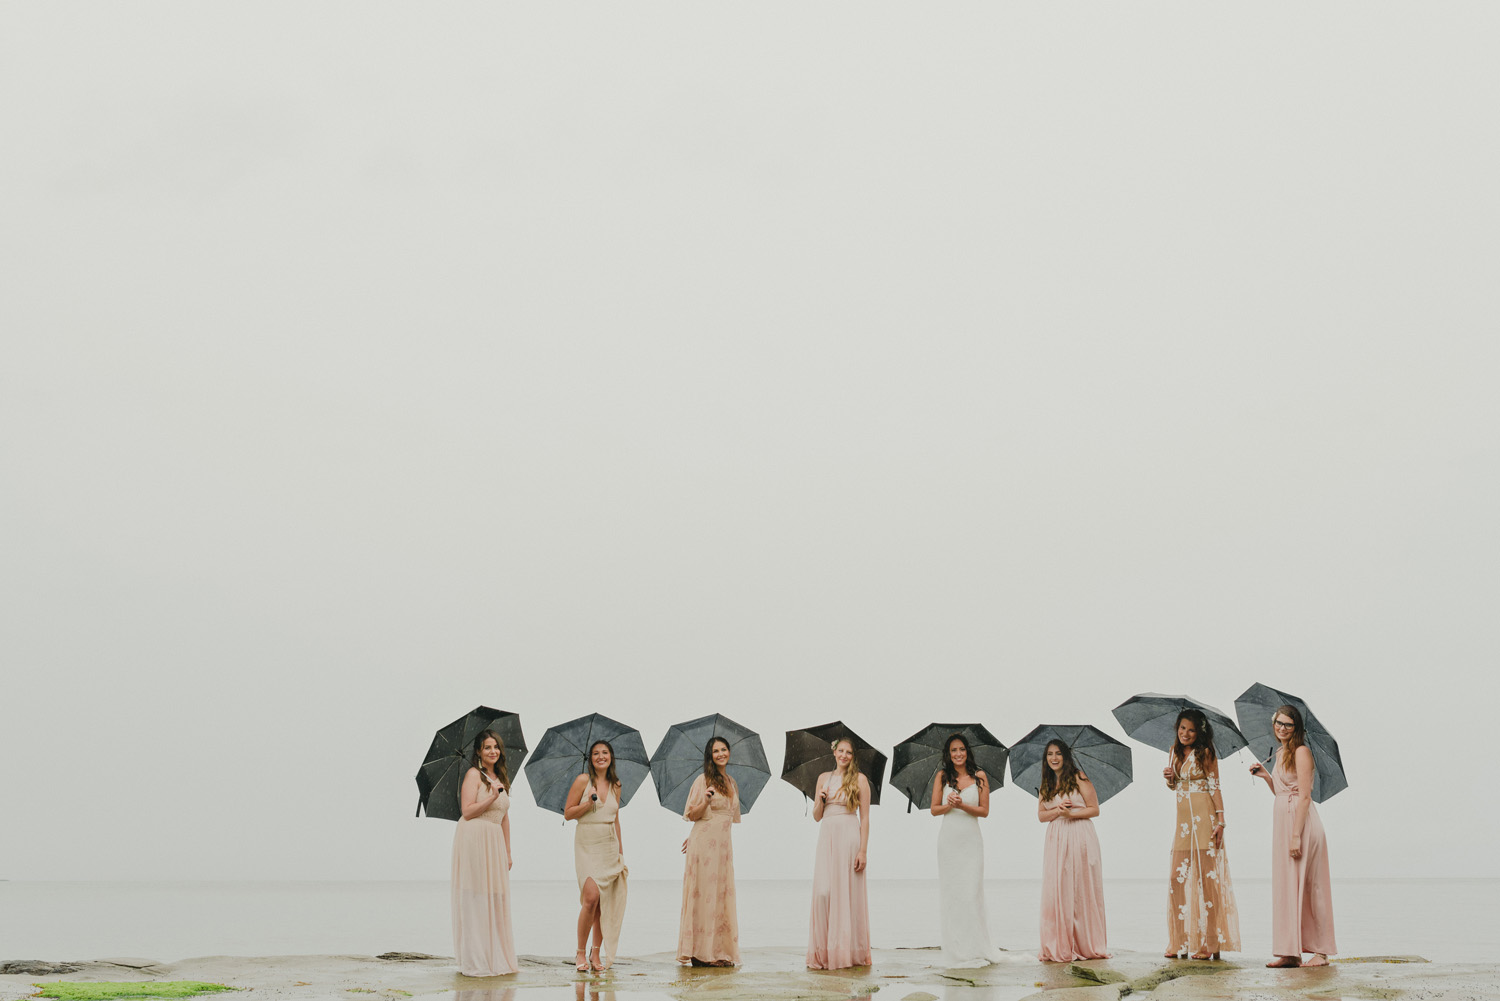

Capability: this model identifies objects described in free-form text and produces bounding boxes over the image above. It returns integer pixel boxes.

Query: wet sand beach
[4,949,1495,1001]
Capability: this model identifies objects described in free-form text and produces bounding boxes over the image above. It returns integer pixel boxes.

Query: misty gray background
[2,3,1497,891]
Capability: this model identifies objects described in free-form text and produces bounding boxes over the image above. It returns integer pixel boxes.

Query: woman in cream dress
[565,740,628,972]
[1250,704,1337,968]
[451,730,518,977]
[1164,710,1240,960]
[929,733,1001,967]
[678,736,741,966]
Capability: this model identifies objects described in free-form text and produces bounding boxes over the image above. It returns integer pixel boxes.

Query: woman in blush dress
[451,730,518,977]
[1037,740,1109,962]
[1164,709,1241,960]
[1250,704,1337,968]
[929,733,1001,967]
[807,738,872,970]
[565,740,628,973]
[678,737,741,966]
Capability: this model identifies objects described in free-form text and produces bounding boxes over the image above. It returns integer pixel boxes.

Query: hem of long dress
[456,967,517,978]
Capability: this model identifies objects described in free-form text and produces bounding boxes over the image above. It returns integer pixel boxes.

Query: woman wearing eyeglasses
[1250,705,1337,968]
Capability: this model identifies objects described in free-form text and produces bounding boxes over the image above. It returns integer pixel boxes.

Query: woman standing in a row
[1164,710,1240,960]
[451,730,518,977]
[930,734,1001,967]
[1250,705,1336,968]
[678,737,741,966]
[566,741,628,973]
[807,738,872,970]
[1038,739,1109,962]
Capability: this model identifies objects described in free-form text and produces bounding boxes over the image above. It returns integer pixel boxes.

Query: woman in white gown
[929,733,1002,967]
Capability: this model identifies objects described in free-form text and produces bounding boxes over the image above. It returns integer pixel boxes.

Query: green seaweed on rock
[33,983,237,1001]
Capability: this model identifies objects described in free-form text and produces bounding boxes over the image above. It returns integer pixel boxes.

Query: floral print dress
[1167,755,1241,956]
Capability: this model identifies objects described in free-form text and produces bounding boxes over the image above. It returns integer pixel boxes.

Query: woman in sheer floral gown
[1163,710,1240,960]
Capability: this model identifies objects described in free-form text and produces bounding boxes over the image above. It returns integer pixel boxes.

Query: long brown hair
[940,733,983,791]
[1170,709,1217,777]
[471,729,510,792]
[1274,704,1309,772]
[702,737,736,798]
[586,739,621,791]
[1038,740,1081,800]
[833,738,862,810]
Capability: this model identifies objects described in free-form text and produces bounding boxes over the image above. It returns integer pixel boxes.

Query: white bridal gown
[938,783,1003,967]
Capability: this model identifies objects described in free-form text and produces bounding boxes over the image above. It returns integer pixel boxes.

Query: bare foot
[1304,955,1329,967]
[1266,956,1300,968]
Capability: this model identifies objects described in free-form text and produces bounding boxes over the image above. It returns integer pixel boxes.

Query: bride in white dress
[929,733,1003,967]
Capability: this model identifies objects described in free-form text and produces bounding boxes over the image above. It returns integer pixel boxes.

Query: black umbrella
[1009,724,1133,804]
[1234,683,1347,803]
[415,706,529,820]
[782,721,887,806]
[523,713,652,815]
[890,723,1009,813]
[649,713,773,815]
[1111,693,1248,759]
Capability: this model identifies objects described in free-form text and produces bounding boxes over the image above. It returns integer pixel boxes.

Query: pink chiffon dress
[678,775,741,965]
[451,777,517,977]
[1038,786,1109,962]
[1271,758,1337,957]
[806,773,871,969]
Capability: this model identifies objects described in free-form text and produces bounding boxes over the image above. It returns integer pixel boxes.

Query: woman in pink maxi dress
[451,730,518,977]
[678,737,741,966]
[807,738,872,970]
[1250,705,1337,968]
[1037,740,1109,962]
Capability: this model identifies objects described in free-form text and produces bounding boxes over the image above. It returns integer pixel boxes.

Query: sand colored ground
[2,950,1495,1001]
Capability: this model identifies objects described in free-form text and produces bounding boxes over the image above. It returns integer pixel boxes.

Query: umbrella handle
[415,799,423,818]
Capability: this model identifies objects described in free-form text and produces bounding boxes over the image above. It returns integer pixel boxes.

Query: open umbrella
[1111,693,1248,759]
[890,723,1009,812]
[1009,724,1133,804]
[1234,683,1347,803]
[415,706,528,820]
[782,721,887,806]
[649,714,772,815]
[523,713,652,814]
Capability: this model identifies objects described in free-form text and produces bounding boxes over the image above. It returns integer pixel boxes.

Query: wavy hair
[832,738,862,810]
[586,739,621,791]
[1038,739,1081,801]
[702,736,736,798]
[940,733,983,792]
[1274,704,1308,772]
[1170,708,1216,778]
[471,729,510,792]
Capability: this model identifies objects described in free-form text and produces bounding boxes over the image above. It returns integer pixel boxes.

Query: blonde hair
[832,738,862,810]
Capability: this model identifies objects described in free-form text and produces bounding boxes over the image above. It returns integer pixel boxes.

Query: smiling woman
[678,736,741,967]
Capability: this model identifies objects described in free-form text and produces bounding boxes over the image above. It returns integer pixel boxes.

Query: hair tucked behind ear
[471,729,509,792]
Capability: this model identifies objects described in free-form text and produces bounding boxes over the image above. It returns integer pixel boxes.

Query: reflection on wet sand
[454,989,517,1001]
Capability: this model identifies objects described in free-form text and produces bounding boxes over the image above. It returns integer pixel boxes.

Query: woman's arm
[1038,795,1060,823]
[1206,758,1227,847]
[966,772,990,818]
[855,775,871,872]
[562,774,593,821]
[501,812,512,870]
[459,768,500,820]
[812,772,830,822]
[1291,746,1314,847]
[930,772,950,816]
[684,775,709,822]
[1163,752,1178,789]
[1249,757,1275,790]
[1072,776,1100,820]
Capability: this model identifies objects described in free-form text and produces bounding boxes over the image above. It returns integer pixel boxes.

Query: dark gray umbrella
[1234,683,1347,803]
[890,723,1008,812]
[415,706,528,820]
[782,721,887,806]
[1009,724,1133,804]
[523,713,651,815]
[1111,693,1248,759]
[649,714,772,815]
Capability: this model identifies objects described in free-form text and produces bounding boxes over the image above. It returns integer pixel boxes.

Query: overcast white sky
[2,3,1497,889]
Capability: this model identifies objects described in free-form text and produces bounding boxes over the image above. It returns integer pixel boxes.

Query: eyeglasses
[1272,720,1296,730]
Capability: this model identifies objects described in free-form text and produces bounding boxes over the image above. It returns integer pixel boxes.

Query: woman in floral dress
[678,736,741,966]
[1164,709,1240,960]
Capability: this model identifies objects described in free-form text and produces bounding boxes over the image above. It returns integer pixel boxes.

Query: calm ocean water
[1,879,1493,965]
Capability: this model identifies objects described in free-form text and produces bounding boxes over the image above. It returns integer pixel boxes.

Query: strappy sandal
[589,946,603,972]
[575,949,589,972]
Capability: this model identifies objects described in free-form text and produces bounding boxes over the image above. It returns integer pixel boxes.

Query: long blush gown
[806,774,871,969]
[1038,786,1109,962]
[937,782,1002,967]
[1271,758,1337,957]
[574,786,629,967]
[451,778,518,976]
[677,775,741,965]
[1167,755,1241,956]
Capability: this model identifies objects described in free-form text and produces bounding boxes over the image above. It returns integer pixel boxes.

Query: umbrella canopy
[782,721,888,806]
[649,714,773,815]
[415,706,529,820]
[1009,724,1133,804]
[890,723,1009,812]
[1111,693,1248,759]
[523,713,652,815]
[1234,683,1347,803]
